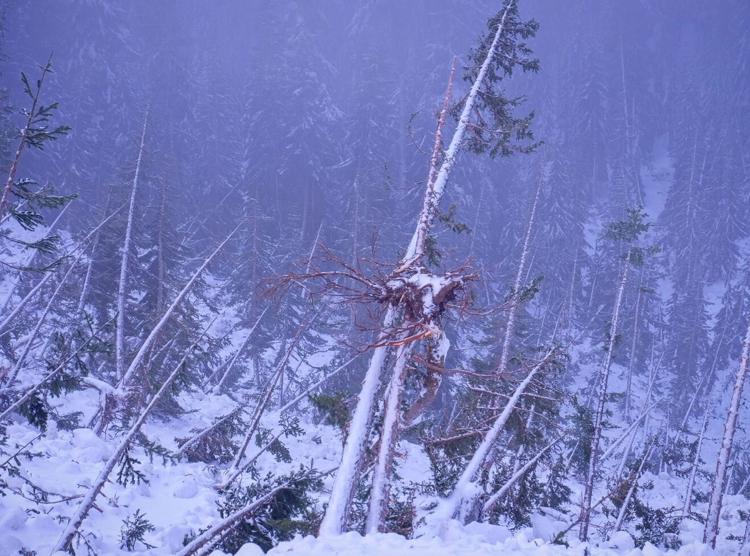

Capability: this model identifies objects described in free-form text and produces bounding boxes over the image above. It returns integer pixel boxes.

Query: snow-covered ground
[2,391,748,556]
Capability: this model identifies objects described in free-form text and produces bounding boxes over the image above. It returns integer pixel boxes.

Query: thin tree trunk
[579,261,629,541]
[222,313,314,486]
[0,318,113,422]
[6,251,84,383]
[481,433,562,517]
[0,205,121,337]
[683,408,709,518]
[624,269,643,418]
[0,60,53,220]
[497,168,542,377]
[435,348,555,525]
[613,438,655,533]
[212,305,270,392]
[175,482,291,556]
[51,317,215,554]
[116,225,238,391]
[116,111,149,381]
[366,342,414,533]
[704,319,750,547]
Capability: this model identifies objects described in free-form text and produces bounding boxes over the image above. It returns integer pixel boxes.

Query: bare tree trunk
[683,408,709,518]
[497,168,542,376]
[481,433,562,517]
[366,342,414,533]
[624,269,643,419]
[434,348,556,525]
[175,482,291,556]
[6,251,84,383]
[94,226,238,433]
[212,305,270,392]
[51,317,215,554]
[319,306,396,535]
[579,261,629,542]
[0,61,53,220]
[704,318,750,548]
[0,205,121,338]
[365,58,458,535]
[116,111,148,381]
[613,438,655,533]
[220,313,314,489]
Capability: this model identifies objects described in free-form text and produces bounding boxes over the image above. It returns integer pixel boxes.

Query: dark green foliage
[215,466,323,554]
[384,484,418,537]
[437,204,471,235]
[136,432,176,466]
[309,392,350,433]
[541,455,572,509]
[424,235,442,267]
[18,390,48,431]
[116,446,148,486]
[119,509,156,551]
[632,498,681,550]
[603,207,658,268]
[177,409,243,464]
[568,396,595,476]
[510,275,543,304]
[457,0,540,157]
[1,57,74,270]
[10,328,101,431]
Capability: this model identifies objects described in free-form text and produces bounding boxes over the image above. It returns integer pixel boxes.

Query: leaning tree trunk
[51,317,217,554]
[116,111,148,381]
[366,342,414,533]
[703,318,750,548]
[319,4,514,532]
[497,167,542,376]
[579,260,630,542]
[434,348,555,525]
[365,58,456,535]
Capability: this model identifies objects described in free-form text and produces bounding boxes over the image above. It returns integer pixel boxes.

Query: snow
[260,524,716,556]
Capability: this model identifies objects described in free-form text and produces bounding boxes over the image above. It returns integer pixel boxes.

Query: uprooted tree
[300,0,542,535]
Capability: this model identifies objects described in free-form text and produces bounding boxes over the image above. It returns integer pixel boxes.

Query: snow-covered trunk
[212,305,269,392]
[175,483,290,556]
[0,204,68,317]
[703,318,750,547]
[366,342,413,533]
[319,306,396,535]
[434,349,555,525]
[365,59,457,534]
[682,408,709,518]
[481,433,561,517]
[222,313,314,488]
[322,3,512,535]
[94,226,237,433]
[624,269,643,419]
[51,319,213,554]
[116,111,148,381]
[496,171,541,380]
[399,6,506,269]
[0,318,112,422]
[579,261,629,542]
[6,250,84,384]
[155,175,167,315]
[613,439,655,532]
[566,251,578,333]
[117,225,237,392]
